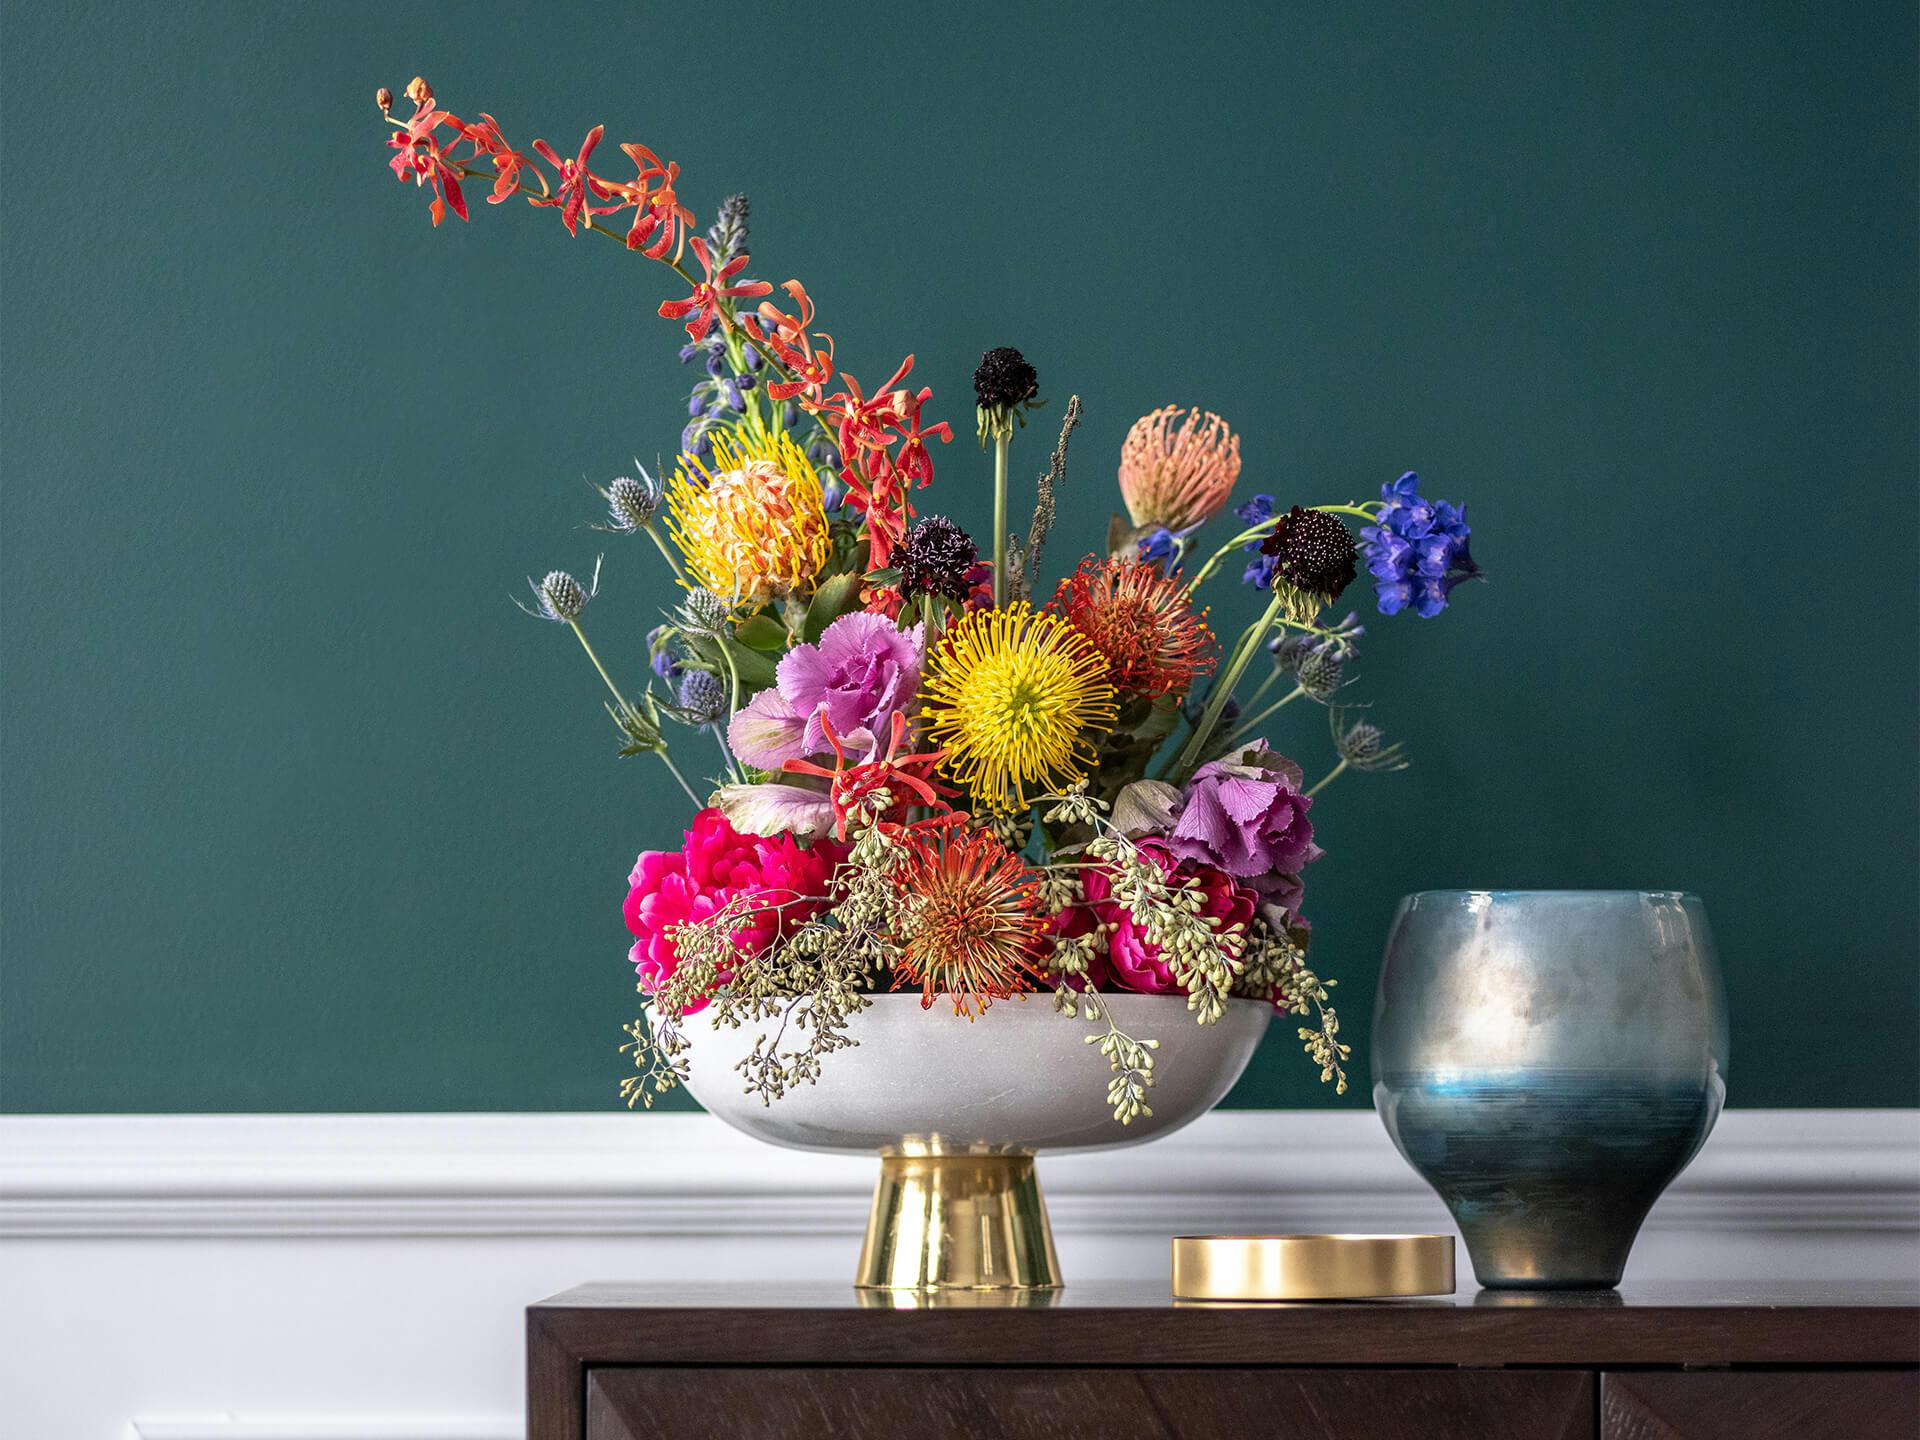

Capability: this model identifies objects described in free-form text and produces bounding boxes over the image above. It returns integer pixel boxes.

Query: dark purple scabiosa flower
[1257,507,1357,603]
[1358,472,1481,618]
[897,515,980,602]
[972,346,1042,444]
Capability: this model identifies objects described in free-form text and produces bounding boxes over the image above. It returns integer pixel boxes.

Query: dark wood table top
[530,1280,1920,1368]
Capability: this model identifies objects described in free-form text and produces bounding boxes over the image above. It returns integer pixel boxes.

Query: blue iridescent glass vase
[1372,891,1727,1289]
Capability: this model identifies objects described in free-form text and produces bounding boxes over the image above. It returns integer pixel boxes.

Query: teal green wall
[3,1,1914,1113]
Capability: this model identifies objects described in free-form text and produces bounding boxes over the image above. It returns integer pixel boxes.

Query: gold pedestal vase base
[855,1154,1063,1291]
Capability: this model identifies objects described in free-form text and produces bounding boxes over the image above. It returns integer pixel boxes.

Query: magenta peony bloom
[729,611,922,768]
[1053,841,1257,997]
[1165,743,1323,880]
[624,808,843,1011]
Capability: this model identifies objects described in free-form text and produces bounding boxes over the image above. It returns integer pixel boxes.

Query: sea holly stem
[1170,589,1288,779]
[1305,758,1348,799]
[568,618,699,804]
[1223,684,1306,748]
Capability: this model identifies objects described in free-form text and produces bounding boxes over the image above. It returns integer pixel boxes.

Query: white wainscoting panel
[2,1109,1914,1439]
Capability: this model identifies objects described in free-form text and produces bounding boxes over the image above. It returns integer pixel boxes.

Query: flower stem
[1169,590,1286,780]
[1223,685,1306,747]
[992,432,1010,609]
[656,747,702,805]
[570,619,699,804]
[643,522,688,585]
[1304,758,1349,798]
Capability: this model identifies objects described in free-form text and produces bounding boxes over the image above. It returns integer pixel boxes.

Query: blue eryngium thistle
[1330,708,1410,773]
[675,669,727,726]
[675,588,731,637]
[1296,646,1347,702]
[597,467,662,533]
[517,556,602,623]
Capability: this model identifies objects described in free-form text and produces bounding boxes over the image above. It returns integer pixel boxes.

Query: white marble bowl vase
[679,992,1272,1292]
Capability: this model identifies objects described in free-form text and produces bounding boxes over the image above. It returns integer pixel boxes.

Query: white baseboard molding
[129,1420,518,1440]
[2,1109,1914,1440]
[3,1107,1915,1240]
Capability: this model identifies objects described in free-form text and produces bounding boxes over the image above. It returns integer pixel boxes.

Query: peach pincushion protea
[1117,405,1242,534]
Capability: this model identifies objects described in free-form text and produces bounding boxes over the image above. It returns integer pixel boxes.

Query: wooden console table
[529,1281,1919,1439]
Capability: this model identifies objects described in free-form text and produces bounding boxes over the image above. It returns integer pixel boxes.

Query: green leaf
[734,614,788,651]
[720,635,780,691]
[802,570,863,644]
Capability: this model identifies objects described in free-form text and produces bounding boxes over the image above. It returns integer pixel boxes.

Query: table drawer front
[1602,1371,1920,1440]
[588,1366,1594,1440]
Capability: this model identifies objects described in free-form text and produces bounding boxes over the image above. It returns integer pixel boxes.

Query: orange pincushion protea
[1049,556,1217,699]
[889,819,1047,1018]
[665,429,830,604]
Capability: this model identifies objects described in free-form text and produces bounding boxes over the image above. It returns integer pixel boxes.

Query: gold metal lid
[1172,1233,1455,1301]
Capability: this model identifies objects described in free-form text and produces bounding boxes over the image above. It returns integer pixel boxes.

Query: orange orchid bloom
[657,236,774,343]
[781,712,958,841]
[753,281,836,401]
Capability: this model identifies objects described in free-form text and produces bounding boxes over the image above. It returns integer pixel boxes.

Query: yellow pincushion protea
[920,603,1119,814]
[665,429,830,604]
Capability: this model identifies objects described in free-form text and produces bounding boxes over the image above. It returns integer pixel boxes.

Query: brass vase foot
[855,1153,1062,1291]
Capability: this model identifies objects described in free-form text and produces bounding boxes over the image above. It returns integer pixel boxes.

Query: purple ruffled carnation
[728,611,922,768]
[1358,472,1481,618]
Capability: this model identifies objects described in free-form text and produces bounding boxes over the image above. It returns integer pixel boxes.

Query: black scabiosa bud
[973,346,1042,445]
[1259,506,1358,603]
[897,515,980,602]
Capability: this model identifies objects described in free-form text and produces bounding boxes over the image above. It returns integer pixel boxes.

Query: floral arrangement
[377,79,1484,1122]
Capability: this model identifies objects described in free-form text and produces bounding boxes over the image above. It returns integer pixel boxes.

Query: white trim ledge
[3,1108,1915,1240]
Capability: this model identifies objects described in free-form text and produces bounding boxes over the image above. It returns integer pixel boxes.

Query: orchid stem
[1304,758,1349,799]
[992,433,1010,609]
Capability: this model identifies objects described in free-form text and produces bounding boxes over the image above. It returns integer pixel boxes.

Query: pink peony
[1165,743,1323,880]
[728,611,922,768]
[1052,840,1257,997]
[624,808,842,1011]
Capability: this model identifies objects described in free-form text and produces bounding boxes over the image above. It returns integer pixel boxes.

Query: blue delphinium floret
[1134,521,1202,578]
[1358,472,1481,617]
[1234,494,1280,589]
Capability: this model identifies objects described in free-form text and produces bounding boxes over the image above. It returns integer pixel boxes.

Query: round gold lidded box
[1172,1234,1455,1301]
